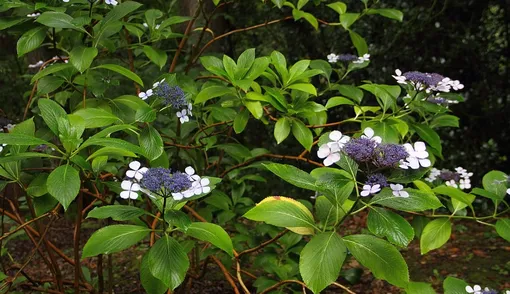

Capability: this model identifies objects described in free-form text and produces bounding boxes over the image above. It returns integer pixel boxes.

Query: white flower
[317,131,349,166]
[327,53,338,63]
[143,23,148,28]
[445,179,458,188]
[187,103,193,116]
[192,178,211,195]
[152,79,165,89]
[0,144,6,152]
[125,161,148,180]
[506,188,510,195]
[425,168,441,182]
[361,127,382,144]
[105,0,118,5]
[465,285,482,294]
[63,0,69,2]
[459,178,471,190]
[28,60,44,68]
[5,124,15,131]
[327,130,350,150]
[120,180,140,200]
[138,89,153,100]
[390,184,409,198]
[353,53,370,64]
[360,184,380,197]
[184,166,201,182]
[505,290,510,294]
[176,109,189,124]
[392,69,407,84]
[449,80,464,90]
[455,167,467,174]
[27,13,41,18]
[399,142,431,169]
[155,24,161,30]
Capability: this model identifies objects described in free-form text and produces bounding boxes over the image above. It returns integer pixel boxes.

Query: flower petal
[119,191,130,199]
[129,192,138,200]
[419,158,431,167]
[323,153,340,166]
[317,145,331,158]
[363,127,374,138]
[360,190,370,197]
[185,166,195,176]
[121,180,132,190]
[202,186,211,193]
[414,141,427,152]
[134,172,144,181]
[399,191,409,198]
[172,193,184,200]
[129,161,141,170]
[329,131,342,141]
[200,178,210,186]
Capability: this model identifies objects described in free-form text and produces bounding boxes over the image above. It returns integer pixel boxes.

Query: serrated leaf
[93,64,144,86]
[263,163,316,190]
[148,235,189,290]
[185,222,233,256]
[47,164,80,210]
[420,218,451,254]
[70,46,98,73]
[17,26,46,57]
[82,225,151,258]
[87,206,148,221]
[368,207,414,247]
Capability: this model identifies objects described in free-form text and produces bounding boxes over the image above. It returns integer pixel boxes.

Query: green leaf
[326,97,355,108]
[360,84,400,112]
[482,170,508,198]
[73,108,120,128]
[367,8,404,22]
[186,222,233,256]
[315,174,354,207]
[199,56,226,76]
[82,225,151,258]
[263,163,316,191]
[244,100,263,119]
[343,234,409,287]
[430,114,459,129]
[195,86,233,104]
[87,206,148,221]
[370,188,443,212]
[244,196,316,232]
[368,207,414,247]
[93,64,144,86]
[158,16,193,30]
[36,12,86,33]
[93,1,142,46]
[148,235,189,290]
[406,282,436,294]
[292,119,313,151]
[0,17,26,31]
[336,85,363,103]
[233,108,249,134]
[69,46,98,73]
[349,30,368,56]
[297,0,309,9]
[413,123,442,156]
[340,13,359,29]
[495,219,510,242]
[287,83,317,96]
[0,133,50,146]
[17,26,46,57]
[31,63,74,84]
[443,277,469,294]
[38,99,67,135]
[288,60,310,84]
[27,173,49,197]
[299,232,346,293]
[274,117,291,144]
[327,2,347,14]
[0,153,60,165]
[47,165,80,210]
[235,48,255,80]
[217,143,251,160]
[140,254,168,294]
[420,218,451,254]
[143,46,167,70]
[245,57,270,80]
[433,185,475,207]
[310,60,332,81]
[37,76,64,94]
[140,125,163,161]
[471,188,502,202]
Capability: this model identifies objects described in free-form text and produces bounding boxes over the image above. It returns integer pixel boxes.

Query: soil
[1,211,509,294]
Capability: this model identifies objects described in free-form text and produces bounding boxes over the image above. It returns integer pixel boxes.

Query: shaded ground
[1,212,509,293]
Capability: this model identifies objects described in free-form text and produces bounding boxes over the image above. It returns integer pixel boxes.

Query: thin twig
[237,229,288,258]
[332,282,356,294]
[0,211,52,242]
[260,280,308,294]
[211,256,240,294]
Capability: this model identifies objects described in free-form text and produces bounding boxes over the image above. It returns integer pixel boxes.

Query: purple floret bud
[403,71,445,86]
[337,54,358,62]
[166,171,192,193]
[366,173,388,187]
[374,144,409,167]
[141,167,172,192]
[154,82,188,110]
[344,138,377,162]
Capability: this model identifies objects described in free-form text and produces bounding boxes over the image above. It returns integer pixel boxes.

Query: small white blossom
[155,24,161,29]
[143,23,148,28]
[176,109,189,124]
[327,53,339,63]
[317,131,350,166]
[399,142,431,169]
[465,285,483,294]
[125,161,148,180]
[392,69,407,84]
[120,180,140,200]
[192,178,211,195]
[459,178,471,190]
[138,89,153,100]
[360,184,380,197]
[105,0,118,5]
[353,53,370,64]
[63,0,69,2]
[184,166,201,182]
[506,188,510,195]
[445,179,458,188]
[0,144,6,152]
[187,103,193,116]
[27,13,41,18]
[361,127,382,144]
[390,184,409,198]
[425,167,441,182]
[5,124,15,131]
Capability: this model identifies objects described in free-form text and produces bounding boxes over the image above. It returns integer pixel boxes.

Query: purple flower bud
[374,144,409,167]
[337,54,358,62]
[154,82,188,110]
[344,138,377,162]
[403,71,445,86]
[366,173,388,187]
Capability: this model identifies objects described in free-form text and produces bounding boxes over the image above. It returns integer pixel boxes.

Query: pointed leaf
[47,164,80,210]
[82,225,151,258]
[185,222,233,256]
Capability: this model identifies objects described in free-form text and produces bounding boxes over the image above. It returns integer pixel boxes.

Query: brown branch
[332,282,356,294]
[74,192,84,293]
[263,106,278,122]
[211,256,240,294]
[124,27,140,94]
[190,120,233,142]
[306,121,347,129]
[169,2,204,73]
[260,280,308,294]
[149,212,161,246]
[237,229,288,258]
[0,211,52,242]
[163,141,204,149]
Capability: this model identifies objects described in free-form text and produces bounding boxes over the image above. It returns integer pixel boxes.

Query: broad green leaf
[143,46,167,70]
[299,232,346,293]
[244,196,316,234]
[471,188,503,202]
[86,147,137,161]
[482,170,508,198]
[343,234,409,287]
[37,76,64,94]
[47,165,80,210]
[326,97,355,108]
[185,222,233,256]
[430,114,459,129]
[80,138,142,155]
[413,123,442,156]
[405,282,436,294]
[36,12,86,33]
[82,225,151,258]
[38,98,68,135]
[244,100,263,119]
[270,51,288,82]
[315,173,354,207]
[288,60,310,84]
[194,86,233,104]
[360,84,400,112]
[420,218,451,254]
[337,85,363,103]
[31,63,74,84]
[27,173,49,197]
[87,206,148,221]
[368,207,414,247]
[69,46,98,73]
[263,163,316,191]
[443,276,469,294]
[93,64,144,86]
[0,133,51,146]
[495,219,510,242]
[140,254,168,294]
[148,235,189,290]
[222,55,237,80]
[164,210,192,231]
[233,108,249,134]
[235,48,255,79]
[245,57,270,80]
[310,60,332,81]
[370,188,442,211]
[340,13,359,29]
[367,8,404,22]
[17,27,46,57]
[370,121,400,143]
[0,17,25,31]
[93,1,142,46]
[287,83,317,96]
[199,56,226,76]
[158,16,192,30]
[433,185,475,207]
[140,125,163,161]
[217,143,251,160]
[292,119,313,151]
[297,0,309,9]
[388,168,430,184]
[274,117,291,144]
[327,2,347,14]
[349,30,368,56]
[0,153,60,165]
[74,108,120,128]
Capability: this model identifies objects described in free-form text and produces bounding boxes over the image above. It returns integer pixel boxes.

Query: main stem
[162,197,167,234]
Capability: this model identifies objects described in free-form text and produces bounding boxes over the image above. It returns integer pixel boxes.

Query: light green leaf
[93,64,144,86]
[287,83,317,96]
[292,119,313,151]
[245,57,270,80]
[140,254,168,294]
[263,163,316,191]
[140,125,163,161]
[47,165,80,210]
[73,108,120,128]
[343,234,409,287]
[274,117,291,144]
[299,232,346,293]
[495,219,510,242]
[82,225,151,258]
[360,84,400,112]
[370,188,443,211]
[443,276,469,294]
[367,8,404,22]
[93,1,142,46]
[420,218,451,254]
[0,153,60,165]
[413,123,442,156]
[406,282,436,294]
[87,206,148,221]
[482,170,508,198]
[27,173,49,197]
[233,108,249,134]
[17,27,46,57]
[327,2,347,14]
[36,12,86,33]
[235,48,255,79]
[185,222,233,256]
[148,235,189,290]
[31,63,74,84]
[143,46,167,70]
[349,30,368,56]
[194,86,233,104]
[244,100,263,119]
[37,76,64,94]
[69,46,98,73]
[368,207,414,247]
[340,13,359,29]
